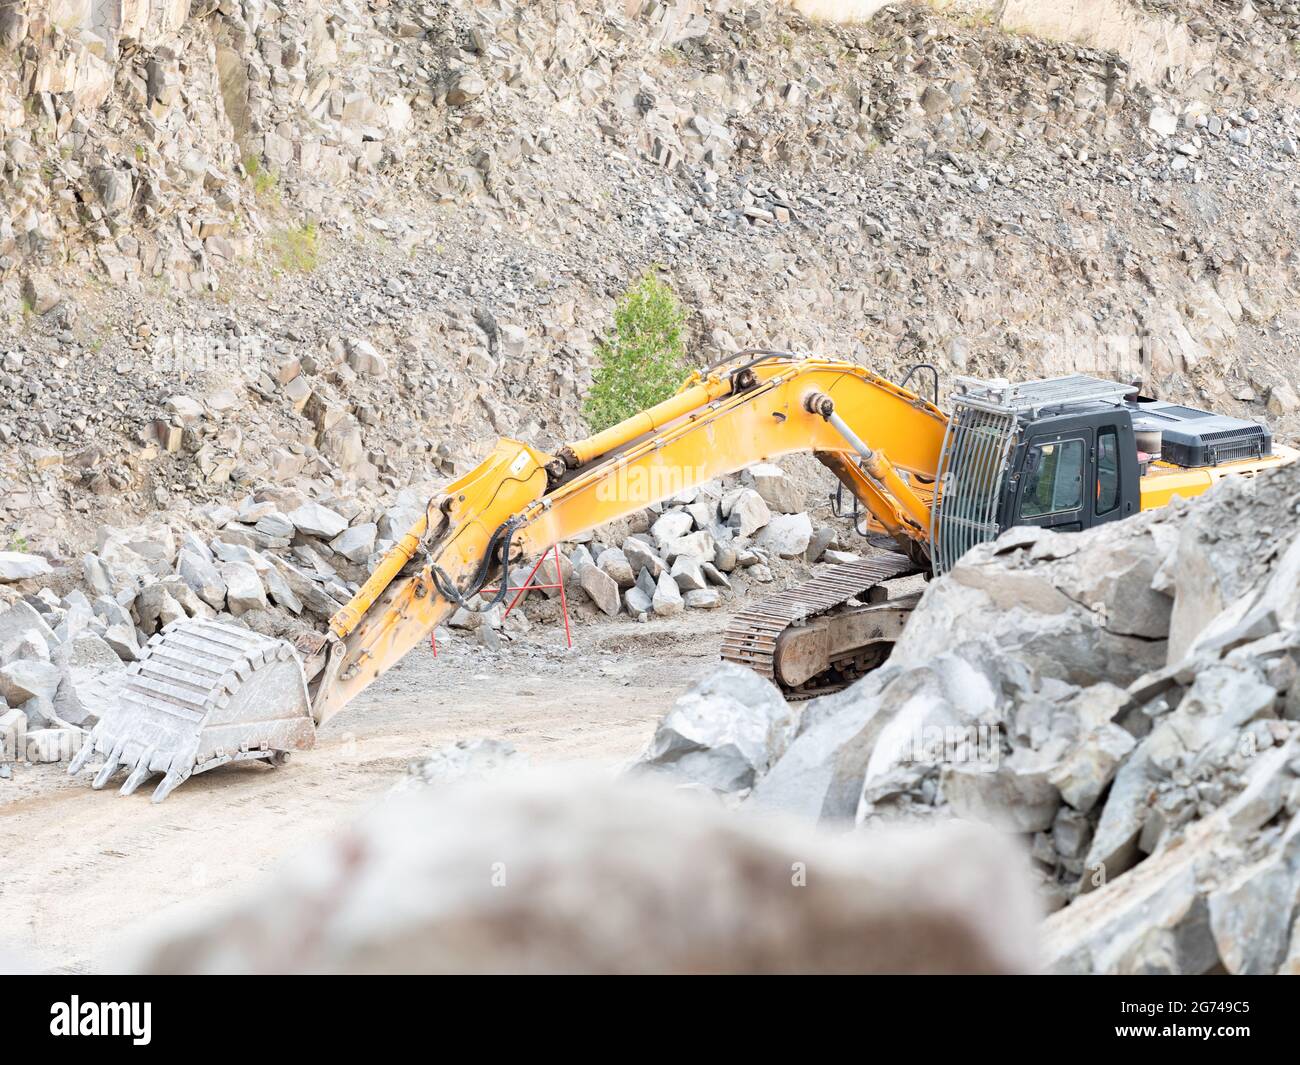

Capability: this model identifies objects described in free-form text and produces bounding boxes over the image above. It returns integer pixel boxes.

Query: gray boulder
[1,628,50,666]
[755,513,812,558]
[623,538,664,579]
[262,562,304,615]
[134,585,186,634]
[652,572,683,617]
[1048,723,1137,814]
[684,588,721,609]
[102,623,141,661]
[330,523,378,564]
[531,552,572,601]
[0,659,62,705]
[254,512,295,539]
[579,563,620,617]
[53,635,127,729]
[271,558,346,621]
[596,548,635,589]
[0,551,53,582]
[752,652,1002,824]
[220,562,268,616]
[745,463,805,514]
[661,530,715,564]
[722,487,771,536]
[289,502,349,540]
[670,555,707,592]
[650,511,692,549]
[1208,856,1296,975]
[0,602,58,661]
[177,548,228,610]
[624,586,653,616]
[713,541,739,572]
[378,497,426,541]
[636,664,795,793]
[944,750,1062,834]
[568,544,595,573]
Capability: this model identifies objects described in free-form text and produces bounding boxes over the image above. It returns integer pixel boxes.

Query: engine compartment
[1132,399,1273,468]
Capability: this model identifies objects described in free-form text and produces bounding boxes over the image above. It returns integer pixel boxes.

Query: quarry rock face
[3,0,1300,569]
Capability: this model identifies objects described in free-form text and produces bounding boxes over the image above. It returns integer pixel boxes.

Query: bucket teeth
[119,759,155,797]
[150,769,189,804]
[67,740,96,776]
[69,619,316,801]
[92,754,123,790]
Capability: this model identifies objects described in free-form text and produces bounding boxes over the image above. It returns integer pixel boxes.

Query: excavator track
[720,554,920,700]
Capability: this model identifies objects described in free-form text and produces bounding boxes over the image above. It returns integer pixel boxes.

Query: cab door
[1012,432,1091,533]
[1091,421,1139,526]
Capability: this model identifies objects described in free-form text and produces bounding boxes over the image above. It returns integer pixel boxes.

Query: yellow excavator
[70,351,1295,800]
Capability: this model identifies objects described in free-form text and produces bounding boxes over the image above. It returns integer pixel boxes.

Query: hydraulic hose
[429,518,522,611]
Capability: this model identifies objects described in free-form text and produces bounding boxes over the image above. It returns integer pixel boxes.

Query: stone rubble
[652,458,1300,974]
[0,452,835,768]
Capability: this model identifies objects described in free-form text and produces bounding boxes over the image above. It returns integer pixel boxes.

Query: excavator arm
[312,355,948,721]
[71,354,948,800]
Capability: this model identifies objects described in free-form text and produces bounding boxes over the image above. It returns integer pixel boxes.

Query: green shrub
[583,272,688,431]
[269,221,319,273]
[244,153,280,202]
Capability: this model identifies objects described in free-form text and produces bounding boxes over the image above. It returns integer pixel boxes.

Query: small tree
[583,272,688,432]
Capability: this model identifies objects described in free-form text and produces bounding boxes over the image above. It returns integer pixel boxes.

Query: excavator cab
[932,374,1280,575]
[1004,404,1140,534]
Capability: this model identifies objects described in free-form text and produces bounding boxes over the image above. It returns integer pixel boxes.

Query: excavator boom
[312,356,947,721]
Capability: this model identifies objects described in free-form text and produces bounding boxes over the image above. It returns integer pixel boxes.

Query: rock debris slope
[2,0,1299,559]
[650,458,1300,973]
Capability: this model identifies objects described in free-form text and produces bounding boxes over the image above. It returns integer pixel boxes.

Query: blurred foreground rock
[129,774,1039,975]
[392,738,526,794]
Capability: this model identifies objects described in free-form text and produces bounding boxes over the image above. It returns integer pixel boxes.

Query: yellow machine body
[70,352,1296,800]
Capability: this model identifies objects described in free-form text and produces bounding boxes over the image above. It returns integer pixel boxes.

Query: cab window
[1097,428,1120,514]
[1020,439,1084,518]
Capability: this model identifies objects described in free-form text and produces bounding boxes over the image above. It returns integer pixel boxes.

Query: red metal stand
[430,544,573,656]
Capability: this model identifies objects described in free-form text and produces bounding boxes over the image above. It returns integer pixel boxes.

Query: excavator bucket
[68,619,316,802]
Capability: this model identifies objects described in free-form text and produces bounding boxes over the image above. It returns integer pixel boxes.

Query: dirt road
[0,610,723,972]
